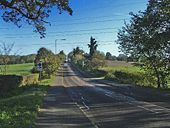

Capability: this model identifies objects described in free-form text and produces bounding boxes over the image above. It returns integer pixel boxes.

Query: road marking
[44,96,56,102]
[81,96,85,100]
[82,101,90,110]
[76,102,99,128]
[104,89,170,114]
[62,69,99,128]
[62,68,64,85]
[105,93,114,98]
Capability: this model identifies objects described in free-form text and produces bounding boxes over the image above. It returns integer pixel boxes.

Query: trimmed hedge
[22,74,39,86]
[113,71,157,87]
[0,74,39,96]
[0,75,23,96]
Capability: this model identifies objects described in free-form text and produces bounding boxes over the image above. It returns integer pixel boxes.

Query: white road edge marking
[104,93,170,114]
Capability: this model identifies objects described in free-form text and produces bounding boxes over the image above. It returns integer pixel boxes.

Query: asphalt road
[36,63,170,128]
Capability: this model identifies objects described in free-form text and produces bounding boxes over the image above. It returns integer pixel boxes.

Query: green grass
[0,63,34,75]
[100,65,143,74]
[100,61,143,74]
[0,75,55,128]
[100,61,170,88]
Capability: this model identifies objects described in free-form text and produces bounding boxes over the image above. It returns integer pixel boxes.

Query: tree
[88,36,98,58]
[70,47,85,65]
[117,54,127,61]
[106,52,112,60]
[117,0,170,88]
[0,42,14,75]
[34,47,60,78]
[84,51,106,71]
[73,47,84,56]
[58,50,66,62]
[0,0,72,38]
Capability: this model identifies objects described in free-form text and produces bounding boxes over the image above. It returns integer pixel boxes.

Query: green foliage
[84,57,105,71]
[113,71,156,87]
[88,36,98,58]
[0,0,72,37]
[0,84,49,128]
[0,54,36,65]
[34,47,61,78]
[0,74,39,97]
[72,47,84,57]
[69,37,105,72]
[22,74,39,86]
[105,52,112,60]
[117,54,128,61]
[0,73,54,128]
[117,0,170,88]
[0,42,14,75]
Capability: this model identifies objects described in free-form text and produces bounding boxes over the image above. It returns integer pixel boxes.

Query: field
[100,60,143,73]
[100,60,170,88]
[0,63,34,75]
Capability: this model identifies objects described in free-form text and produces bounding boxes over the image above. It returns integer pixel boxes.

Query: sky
[0,0,148,56]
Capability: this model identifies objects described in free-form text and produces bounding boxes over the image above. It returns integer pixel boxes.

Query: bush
[113,71,156,87]
[105,72,115,80]
[31,66,39,73]
[22,74,39,86]
[0,75,23,96]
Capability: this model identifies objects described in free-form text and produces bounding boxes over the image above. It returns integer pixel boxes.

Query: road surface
[36,63,170,128]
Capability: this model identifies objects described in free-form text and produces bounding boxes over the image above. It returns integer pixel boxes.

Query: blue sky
[0,0,148,56]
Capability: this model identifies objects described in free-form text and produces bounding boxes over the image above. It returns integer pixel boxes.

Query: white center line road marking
[82,101,90,110]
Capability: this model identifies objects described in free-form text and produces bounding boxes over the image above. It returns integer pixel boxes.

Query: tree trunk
[153,66,161,88]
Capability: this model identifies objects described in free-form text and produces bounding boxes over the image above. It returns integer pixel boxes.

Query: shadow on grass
[0,84,50,128]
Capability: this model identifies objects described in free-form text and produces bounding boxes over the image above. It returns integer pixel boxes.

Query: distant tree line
[105,52,129,61]
[0,54,36,65]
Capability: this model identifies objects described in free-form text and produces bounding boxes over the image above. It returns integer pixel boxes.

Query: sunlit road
[36,63,170,128]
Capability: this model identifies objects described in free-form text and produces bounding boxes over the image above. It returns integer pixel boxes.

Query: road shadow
[36,85,170,128]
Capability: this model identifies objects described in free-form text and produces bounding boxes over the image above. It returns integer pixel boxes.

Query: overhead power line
[1,27,117,36]
[51,13,130,22]
[52,18,130,26]
[0,17,129,30]
[5,31,115,39]
[79,1,147,11]
[16,41,115,47]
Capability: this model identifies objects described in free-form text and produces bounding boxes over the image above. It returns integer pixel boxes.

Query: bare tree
[0,42,14,75]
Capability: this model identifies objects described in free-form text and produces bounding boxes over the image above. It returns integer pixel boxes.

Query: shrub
[0,74,39,96]
[22,74,39,86]
[113,70,156,87]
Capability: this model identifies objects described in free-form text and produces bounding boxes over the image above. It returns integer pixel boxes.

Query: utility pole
[55,39,57,54]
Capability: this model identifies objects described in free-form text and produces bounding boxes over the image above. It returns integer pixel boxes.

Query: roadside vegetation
[69,0,170,89]
[117,0,170,88]
[0,78,52,128]
[0,46,65,127]
[69,36,170,89]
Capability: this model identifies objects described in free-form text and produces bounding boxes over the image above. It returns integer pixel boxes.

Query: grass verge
[0,76,55,128]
